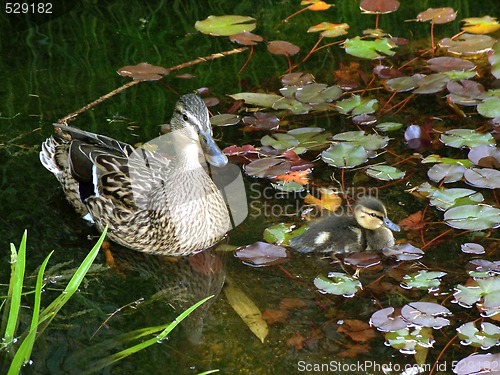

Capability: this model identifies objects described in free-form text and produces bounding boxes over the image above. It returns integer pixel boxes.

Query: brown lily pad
[117,62,169,81]
[267,40,300,56]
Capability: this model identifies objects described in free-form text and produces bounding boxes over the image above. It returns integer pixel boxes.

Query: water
[1,0,499,374]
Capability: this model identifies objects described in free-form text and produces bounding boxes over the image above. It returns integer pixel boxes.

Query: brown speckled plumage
[40,94,230,256]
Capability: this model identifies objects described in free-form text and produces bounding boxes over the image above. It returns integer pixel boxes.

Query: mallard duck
[40,94,231,256]
[290,197,400,254]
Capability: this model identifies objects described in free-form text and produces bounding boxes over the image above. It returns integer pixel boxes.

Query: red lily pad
[427,57,475,72]
[242,112,280,131]
[439,33,496,56]
[267,40,300,56]
[230,31,263,46]
[416,8,457,24]
[235,242,290,267]
[117,62,169,81]
[360,0,400,14]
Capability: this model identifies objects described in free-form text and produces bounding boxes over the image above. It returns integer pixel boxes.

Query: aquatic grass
[1,227,107,374]
[85,295,214,374]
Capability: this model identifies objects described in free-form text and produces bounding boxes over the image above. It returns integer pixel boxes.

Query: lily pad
[314,272,362,297]
[427,163,466,183]
[307,22,350,38]
[440,129,495,148]
[195,15,256,36]
[401,271,447,292]
[428,187,484,211]
[360,0,400,14]
[489,40,500,78]
[382,243,424,261]
[413,73,450,94]
[117,62,169,81]
[464,168,500,189]
[344,37,397,59]
[468,145,500,168]
[242,112,280,131]
[462,16,500,34]
[244,158,292,178]
[321,143,368,168]
[385,74,425,92]
[453,277,500,317]
[439,33,496,56]
[293,84,343,104]
[332,131,389,150]
[267,40,300,56]
[453,353,500,375]
[477,96,500,118]
[287,127,332,151]
[366,165,405,181]
[461,243,485,255]
[427,57,475,72]
[263,223,298,245]
[416,7,457,24]
[375,121,403,132]
[235,241,290,267]
[229,31,263,46]
[335,95,379,115]
[444,204,500,230]
[272,97,313,114]
[384,327,434,355]
[229,92,283,108]
[211,113,241,127]
[457,322,500,350]
[421,154,473,167]
[370,307,408,332]
[400,302,452,329]
[261,133,300,152]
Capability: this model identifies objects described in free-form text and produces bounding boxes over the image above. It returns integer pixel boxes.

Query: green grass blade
[1,231,27,349]
[36,227,108,337]
[7,251,53,375]
[87,295,214,374]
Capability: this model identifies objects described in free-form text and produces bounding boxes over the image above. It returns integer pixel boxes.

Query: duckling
[290,197,400,254]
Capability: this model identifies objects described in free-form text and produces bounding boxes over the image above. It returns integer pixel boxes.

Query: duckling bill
[290,197,400,254]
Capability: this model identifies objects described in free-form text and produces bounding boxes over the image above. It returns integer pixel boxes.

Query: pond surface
[1,1,499,374]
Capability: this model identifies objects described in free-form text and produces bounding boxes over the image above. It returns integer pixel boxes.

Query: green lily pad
[261,133,300,152]
[457,321,500,350]
[413,73,450,94]
[385,74,424,92]
[263,223,296,245]
[195,15,256,36]
[210,113,241,126]
[335,95,378,115]
[444,204,500,230]
[366,165,405,181]
[272,97,313,114]
[440,129,495,148]
[454,276,500,317]
[287,127,332,151]
[344,37,397,59]
[428,187,484,211]
[321,143,368,168]
[401,271,447,291]
[271,180,305,193]
[314,272,362,297]
[292,84,343,104]
[421,154,474,167]
[384,327,434,355]
[477,96,500,118]
[375,122,403,132]
[443,70,477,80]
[229,92,282,108]
[332,131,389,150]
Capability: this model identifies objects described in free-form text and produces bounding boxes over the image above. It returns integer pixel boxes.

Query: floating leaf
[427,187,484,211]
[235,241,290,267]
[263,223,297,245]
[461,243,485,255]
[468,145,500,168]
[195,15,256,36]
[416,8,457,24]
[211,113,241,127]
[360,0,400,14]
[427,57,475,72]
[370,307,408,332]
[464,168,500,189]
[332,131,389,150]
[375,122,403,132]
[292,84,343,104]
[468,260,500,276]
[321,143,368,168]
[400,302,452,329]
[229,92,282,108]
[413,73,450,94]
[244,158,292,178]
[261,133,300,153]
[117,63,169,81]
[287,127,332,151]
[453,353,500,375]
[421,154,473,167]
[242,112,280,131]
[384,327,434,354]
[383,243,424,261]
[267,40,300,56]
[335,95,378,115]
[223,283,268,343]
[352,114,377,126]
[461,16,500,34]
[440,129,495,148]
[301,0,333,11]
[366,165,405,181]
[439,33,496,56]
[385,74,424,92]
[477,96,500,118]
[343,252,381,269]
[229,31,263,46]
[314,272,362,297]
[427,163,466,183]
[281,72,315,86]
[444,204,500,230]
[344,37,397,59]
[401,271,447,292]
[453,277,500,317]
[489,41,500,78]
[307,22,349,38]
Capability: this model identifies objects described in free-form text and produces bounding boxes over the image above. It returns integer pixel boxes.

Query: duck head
[354,197,400,232]
[170,94,228,168]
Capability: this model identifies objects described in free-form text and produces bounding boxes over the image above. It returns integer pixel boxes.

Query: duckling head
[354,197,400,232]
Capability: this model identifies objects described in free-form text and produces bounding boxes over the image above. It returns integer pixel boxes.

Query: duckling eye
[370,213,378,217]
[182,113,189,121]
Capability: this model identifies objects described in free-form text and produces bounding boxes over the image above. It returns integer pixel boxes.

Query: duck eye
[182,114,189,121]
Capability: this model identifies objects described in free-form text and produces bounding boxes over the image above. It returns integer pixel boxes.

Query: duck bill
[383,217,400,232]
[200,130,228,168]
